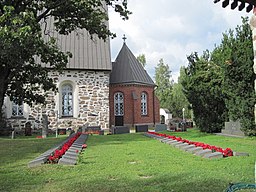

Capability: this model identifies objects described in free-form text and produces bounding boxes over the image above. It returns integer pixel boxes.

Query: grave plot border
[28,133,88,167]
[143,132,240,159]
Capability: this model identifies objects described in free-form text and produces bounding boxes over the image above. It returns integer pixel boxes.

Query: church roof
[110,43,155,86]
[42,17,112,71]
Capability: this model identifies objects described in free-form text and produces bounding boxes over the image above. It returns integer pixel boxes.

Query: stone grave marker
[25,122,32,136]
[42,114,48,138]
[222,120,245,137]
[155,124,167,132]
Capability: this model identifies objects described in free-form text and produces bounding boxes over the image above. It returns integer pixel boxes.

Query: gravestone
[135,125,148,132]
[155,124,167,132]
[111,126,130,134]
[25,122,32,136]
[222,120,245,137]
[42,114,48,138]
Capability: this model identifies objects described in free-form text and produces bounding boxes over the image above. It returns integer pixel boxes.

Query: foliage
[169,67,192,118]
[215,17,255,135]
[154,58,173,108]
[182,17,255,134]
[182,51,227,133]
[136,54,146,67]
[0,131,255,192]
[0,0,131,122]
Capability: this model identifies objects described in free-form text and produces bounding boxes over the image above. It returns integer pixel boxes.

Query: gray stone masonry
[58,134,88,165]
[195,149,212,157]
[144,133,226,159]
[222,120,245,137]
[160,138,171,143]
[169,141,184,146]
[166,140,178,145]
[58,158,77,165]
[180,145,196,151]
[233,152,249,156]
[155,124,167,132]
[175,143,189,149]
[186,147,204,154]
[28,134,75,168]
[203,152,223,159]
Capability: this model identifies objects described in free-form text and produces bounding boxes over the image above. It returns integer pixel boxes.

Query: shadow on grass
[50,172,230,192]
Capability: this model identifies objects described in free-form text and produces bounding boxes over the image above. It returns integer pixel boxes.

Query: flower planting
[48,132,85,163]
[148,132,233,157]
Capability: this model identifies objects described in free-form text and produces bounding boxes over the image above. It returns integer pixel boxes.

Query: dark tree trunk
[0,66,11,128]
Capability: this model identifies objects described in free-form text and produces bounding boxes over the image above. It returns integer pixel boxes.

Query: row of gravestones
[110,124,168,134]
[145,133,223,159]
[58,134,88,165]
[28,133,88,168]
[144,133,249,159]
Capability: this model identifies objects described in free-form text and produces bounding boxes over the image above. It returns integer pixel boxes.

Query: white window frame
[141,92,147,115]
[61,84,73,117]
[114,92,124,116]
[12,101,24,117]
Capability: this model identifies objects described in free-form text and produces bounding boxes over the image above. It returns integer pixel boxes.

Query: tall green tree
[0,1,131,125]
[154,58,173,108]
[136,54,146,67]
[169,67,191,119]
[217,17,255,135]
[182,51,227,133]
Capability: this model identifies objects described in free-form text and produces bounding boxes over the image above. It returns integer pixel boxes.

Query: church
[2,18,160,132]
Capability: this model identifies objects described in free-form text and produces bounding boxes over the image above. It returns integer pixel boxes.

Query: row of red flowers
[148,132,233,157]
[48,132,87,163]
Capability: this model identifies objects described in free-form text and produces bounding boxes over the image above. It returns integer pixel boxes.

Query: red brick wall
[109,84,160,127]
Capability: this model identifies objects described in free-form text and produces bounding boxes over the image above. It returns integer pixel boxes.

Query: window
[114,92,124,116]
[62,84,73,116]
[141,92,147,115]
[12,101,23,117]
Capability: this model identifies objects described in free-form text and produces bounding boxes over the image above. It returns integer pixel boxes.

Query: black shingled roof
[110,43,155,86]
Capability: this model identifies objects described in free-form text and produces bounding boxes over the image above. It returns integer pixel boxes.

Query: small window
[141,92,147,115]
[12,101,23,117]
[62,84,73,116]
[114,92,124,116]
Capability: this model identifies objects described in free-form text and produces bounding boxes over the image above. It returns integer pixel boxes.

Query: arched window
[141,92,147,115]
[114,92,124,116]
[62,84,73,116]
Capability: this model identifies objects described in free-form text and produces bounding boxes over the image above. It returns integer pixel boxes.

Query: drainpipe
[153,85,158,126]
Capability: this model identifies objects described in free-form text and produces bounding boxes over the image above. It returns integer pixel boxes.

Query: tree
[217,17,255,135]
[0,1,131,125]
[136,54,146,67]
[154,58,173,108]
[182,51,227,133]
[169,67,191,119]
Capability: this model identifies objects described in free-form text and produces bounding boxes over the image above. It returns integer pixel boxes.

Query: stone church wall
[5,70,110,131]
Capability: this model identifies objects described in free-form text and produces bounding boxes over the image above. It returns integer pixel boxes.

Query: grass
[0,129,255,192]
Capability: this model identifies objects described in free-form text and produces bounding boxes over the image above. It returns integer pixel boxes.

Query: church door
[114,92,124,126]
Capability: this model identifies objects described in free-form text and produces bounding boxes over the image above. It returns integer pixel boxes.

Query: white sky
[108,0,251,82]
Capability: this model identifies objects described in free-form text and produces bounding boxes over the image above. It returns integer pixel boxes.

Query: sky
[108,0,251,82]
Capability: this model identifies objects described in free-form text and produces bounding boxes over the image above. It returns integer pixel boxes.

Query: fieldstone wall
[7,70,110,131]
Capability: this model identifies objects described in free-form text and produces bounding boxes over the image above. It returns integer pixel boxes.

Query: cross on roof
[122,34,127,43]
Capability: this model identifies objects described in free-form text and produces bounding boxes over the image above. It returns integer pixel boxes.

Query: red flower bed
[48,132,84,163]
[148,132,233,157]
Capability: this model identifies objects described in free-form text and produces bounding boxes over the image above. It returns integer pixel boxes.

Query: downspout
[153,85,158,126]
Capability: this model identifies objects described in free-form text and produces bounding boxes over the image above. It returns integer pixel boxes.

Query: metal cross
[122,34,127,43]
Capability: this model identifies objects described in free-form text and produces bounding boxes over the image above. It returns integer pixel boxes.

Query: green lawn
[0,129,255,192]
